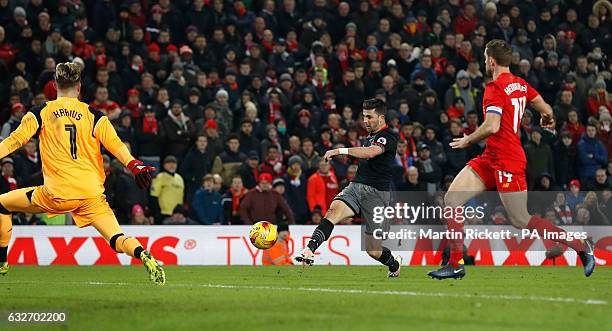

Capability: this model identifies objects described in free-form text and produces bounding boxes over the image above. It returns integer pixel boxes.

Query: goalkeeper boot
[0,262,8,276]
[295,247,315,265]
[577,238,596,277]
[428,263,465,280]
[141,250,166,285]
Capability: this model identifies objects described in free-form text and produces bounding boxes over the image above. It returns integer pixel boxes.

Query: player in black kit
[295,98,402,277]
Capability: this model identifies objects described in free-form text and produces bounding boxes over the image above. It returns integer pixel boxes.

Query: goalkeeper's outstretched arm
[94,115,155,189]
[0,112,39,159]
[94,115,135,166]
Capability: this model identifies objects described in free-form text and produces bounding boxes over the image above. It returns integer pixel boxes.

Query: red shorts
[467,155,527,192]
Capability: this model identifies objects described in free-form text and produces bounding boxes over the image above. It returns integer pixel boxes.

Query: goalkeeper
[0,62,164,285]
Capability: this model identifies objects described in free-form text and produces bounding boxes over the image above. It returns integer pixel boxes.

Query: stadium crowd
[0,0,610,226]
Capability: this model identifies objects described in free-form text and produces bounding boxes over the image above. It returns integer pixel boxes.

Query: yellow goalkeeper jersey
[0,96,134,199]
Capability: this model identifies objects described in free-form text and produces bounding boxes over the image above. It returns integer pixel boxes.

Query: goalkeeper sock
[527,216,586,252]
[0,214,11,262]
[115,236,145,259]
[307,218,334,252]
[0,246,6,263]
[377,247,399,272]
[133,246,144,260]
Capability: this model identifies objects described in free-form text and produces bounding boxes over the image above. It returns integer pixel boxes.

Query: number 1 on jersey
[64,124,77,159]
[511,96,526,133]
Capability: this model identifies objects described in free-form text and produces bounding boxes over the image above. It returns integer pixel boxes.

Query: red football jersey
[481,72,540,174]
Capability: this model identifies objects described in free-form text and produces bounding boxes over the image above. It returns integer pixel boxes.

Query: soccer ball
[249,221,278,249]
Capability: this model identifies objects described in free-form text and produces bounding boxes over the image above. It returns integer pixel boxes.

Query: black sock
[307,218,334,252]
[134,246,144,260]
[377,247,399,272]
[0,246,6,262]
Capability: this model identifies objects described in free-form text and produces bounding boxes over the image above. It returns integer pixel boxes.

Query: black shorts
[333,182,391,235]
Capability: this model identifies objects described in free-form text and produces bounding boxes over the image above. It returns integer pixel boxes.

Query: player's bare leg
[0,187,45,276]
[365,235,402,277]
[91,218,166,285]
[296,200,354,265]
[429,166,486,280]
[499,191,595,277]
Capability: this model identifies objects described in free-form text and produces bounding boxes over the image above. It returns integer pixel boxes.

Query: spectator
[565,179,586,212]
[525,128,555,188]
[587,80,611,117]
[211,134,247,187]
[422,126,446,167]
[161,100,196,159]
[239,173,295,224]
[222,175,248,225]
[599,112,612,156]
[582,191,610,225]
[283,155,309,224]
[1,102,25,138]
[163,205,198,225]
[577,124,608,183]
[179,135,212,201]
[130,204,152,225]
[150,156,184,223]
[90,86,121,121]
[554,90,578,128]
[414,143,442,195]
[553,192,573,225]
[444,70,478,114]
[306,158,339,215]
[0,157,17,193]
[191,174,223,225]
[574,206,590,225]
[444,119,468,176]
[136,106,162,172]
[401,166,427,192]
[201,119,224,156]
[553,132,578,188]
[561,110,585,144]
[238,119,259,156]
[239,151,260,190]
[260,145,286,178]
[13,139,42,187]
[183,88,204,122]
[587,168,612,190]
[116,111,136,153]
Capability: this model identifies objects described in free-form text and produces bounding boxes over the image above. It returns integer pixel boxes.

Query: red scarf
[3,174,16,191]
[268,103,282,123]
[399,132,418,159]
[230,187,248,212]
[287,40,298,52]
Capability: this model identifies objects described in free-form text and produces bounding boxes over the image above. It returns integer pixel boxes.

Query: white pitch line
[86,282,608,305]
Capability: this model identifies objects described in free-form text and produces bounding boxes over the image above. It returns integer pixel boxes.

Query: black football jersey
[352,125,398,191]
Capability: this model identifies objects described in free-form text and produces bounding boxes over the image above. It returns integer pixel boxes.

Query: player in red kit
[428,40,595,280]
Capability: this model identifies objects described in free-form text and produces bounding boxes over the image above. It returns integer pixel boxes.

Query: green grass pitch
[1,265,610,330]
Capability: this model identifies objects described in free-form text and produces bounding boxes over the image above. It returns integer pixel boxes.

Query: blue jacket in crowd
[576,135,608,180]
[191,188,223,225]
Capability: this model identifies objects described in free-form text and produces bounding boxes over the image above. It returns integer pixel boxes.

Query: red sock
[446,216,464,267]
[527,216,585,252]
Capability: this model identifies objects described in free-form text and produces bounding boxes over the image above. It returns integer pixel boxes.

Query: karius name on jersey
[503,83,527,95]
[52,108,82,121]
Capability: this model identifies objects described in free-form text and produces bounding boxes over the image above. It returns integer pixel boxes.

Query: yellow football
[249,221,278,249]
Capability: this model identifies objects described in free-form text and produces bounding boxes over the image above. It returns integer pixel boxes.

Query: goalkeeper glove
[127,160,156,189]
